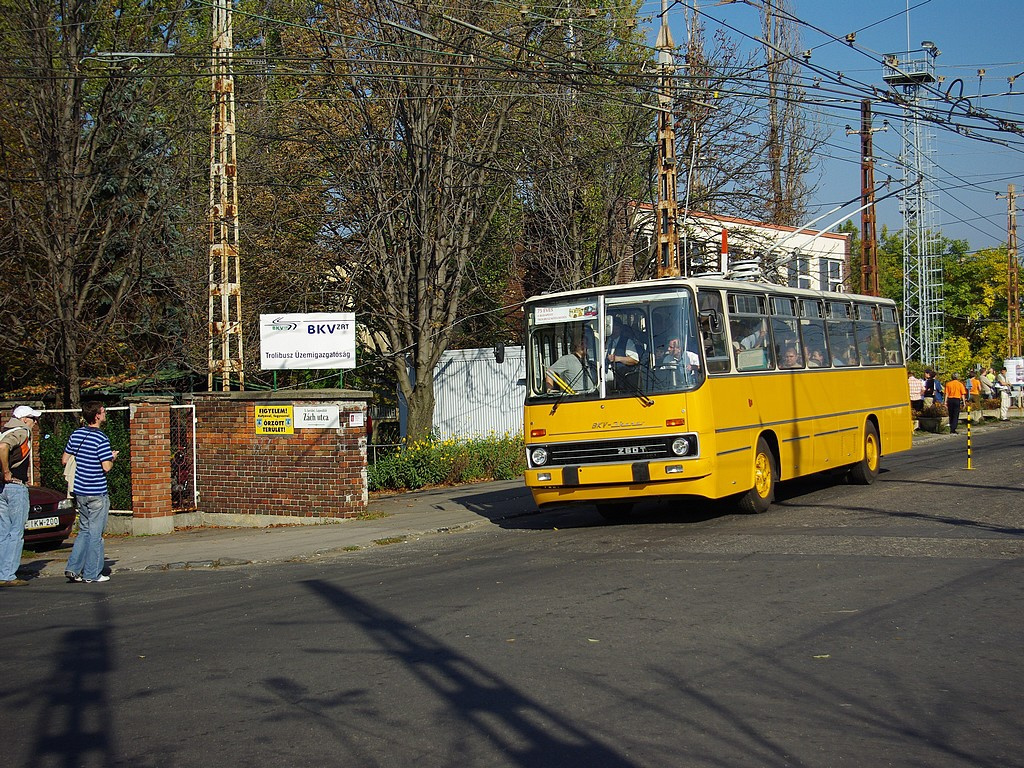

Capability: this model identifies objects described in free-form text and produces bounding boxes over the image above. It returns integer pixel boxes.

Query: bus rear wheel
[738,437,776,514]
[848,422,880,485]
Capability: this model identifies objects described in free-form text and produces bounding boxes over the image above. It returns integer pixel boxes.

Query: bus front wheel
[848,422,880,485]
[739,437,776,514]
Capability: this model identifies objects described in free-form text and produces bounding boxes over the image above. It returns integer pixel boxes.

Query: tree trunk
[403,370,436,444]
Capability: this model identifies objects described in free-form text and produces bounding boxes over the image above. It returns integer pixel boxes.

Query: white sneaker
[85,574,110,583]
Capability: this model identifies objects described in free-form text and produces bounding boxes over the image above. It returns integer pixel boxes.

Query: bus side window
[698,289,731,374]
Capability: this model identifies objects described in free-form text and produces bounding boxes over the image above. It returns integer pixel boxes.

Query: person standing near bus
[923,370,943,406]
[996,367,1012,421]
[908,372,925,413]
[0,406,41,587]
[62,402,119,584]
[944,373,968,435]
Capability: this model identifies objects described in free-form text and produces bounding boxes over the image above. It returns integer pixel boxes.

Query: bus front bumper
[525,458,713,506]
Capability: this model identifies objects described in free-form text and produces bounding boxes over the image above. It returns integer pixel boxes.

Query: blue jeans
[0,483,30,581]
[66,494,110,581]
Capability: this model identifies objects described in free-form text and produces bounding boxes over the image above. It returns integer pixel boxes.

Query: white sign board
[533,303,598,325]
[1005,357,1024,386]
[260,313,356,370]
[295,405,341,429]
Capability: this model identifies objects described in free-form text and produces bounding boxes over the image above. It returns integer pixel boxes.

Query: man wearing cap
[0,405,41,586]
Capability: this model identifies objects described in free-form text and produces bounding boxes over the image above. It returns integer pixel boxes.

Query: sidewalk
[17,479,535,580]
[16,417,1018,582]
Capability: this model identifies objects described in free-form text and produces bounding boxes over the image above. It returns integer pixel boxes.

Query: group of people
[908,366,1014,434]
[0,401,118,587]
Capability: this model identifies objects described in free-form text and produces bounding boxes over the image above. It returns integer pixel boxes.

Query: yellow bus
[523,277,912,517]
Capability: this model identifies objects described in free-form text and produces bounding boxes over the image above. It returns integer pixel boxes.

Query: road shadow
[20,601,124,768]
[303,579,638,768]
[444,469,887,532]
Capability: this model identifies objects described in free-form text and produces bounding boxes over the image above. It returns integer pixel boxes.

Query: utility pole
[654,0,680,278]
[998,184,1021,357]
[208,0,245,391]
[883,44,942,365]
[846,100,887,296]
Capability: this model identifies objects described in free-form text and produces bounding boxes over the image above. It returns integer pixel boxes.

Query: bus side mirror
[700,308,722,335]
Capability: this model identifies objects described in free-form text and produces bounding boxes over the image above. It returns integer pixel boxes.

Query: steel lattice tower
[208,0,245,391]
[883,48,942,366]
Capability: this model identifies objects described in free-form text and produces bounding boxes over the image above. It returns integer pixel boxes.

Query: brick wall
[188,391,370,519]
[128,398,173,523]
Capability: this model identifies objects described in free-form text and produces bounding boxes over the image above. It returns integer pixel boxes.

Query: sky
[640,0,1024,251]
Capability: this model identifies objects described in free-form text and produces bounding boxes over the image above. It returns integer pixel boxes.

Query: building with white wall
[632,206,851,291]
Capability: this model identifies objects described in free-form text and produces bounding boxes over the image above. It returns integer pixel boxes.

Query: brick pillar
[128,397,174,535]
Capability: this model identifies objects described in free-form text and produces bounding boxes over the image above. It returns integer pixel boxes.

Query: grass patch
[349,511,391,521]
[372,536,407,546]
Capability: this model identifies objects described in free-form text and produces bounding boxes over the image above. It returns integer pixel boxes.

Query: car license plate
[26,516,60,530]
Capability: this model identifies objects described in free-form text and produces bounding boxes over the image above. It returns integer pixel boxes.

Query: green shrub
[38,408,132,510]
[367,433,525,492]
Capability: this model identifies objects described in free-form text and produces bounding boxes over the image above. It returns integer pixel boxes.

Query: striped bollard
[966,401,973,470]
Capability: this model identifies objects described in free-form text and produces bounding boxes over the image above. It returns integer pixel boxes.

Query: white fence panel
[429,347,525,440]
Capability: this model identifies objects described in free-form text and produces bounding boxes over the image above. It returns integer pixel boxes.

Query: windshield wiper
[607,362,654,407]
[548,366,595,415]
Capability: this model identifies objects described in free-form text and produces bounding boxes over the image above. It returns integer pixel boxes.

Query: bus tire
[596,502,633,522]
[849,421,880,485]
[738,437,776,514]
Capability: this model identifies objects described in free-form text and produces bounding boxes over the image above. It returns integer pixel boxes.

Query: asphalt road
[2,424,1023,768]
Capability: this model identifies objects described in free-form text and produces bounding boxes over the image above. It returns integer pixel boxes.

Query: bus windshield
[526,288,703,401]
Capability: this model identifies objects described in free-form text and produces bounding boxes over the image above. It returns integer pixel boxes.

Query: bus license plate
[26,516,59,530]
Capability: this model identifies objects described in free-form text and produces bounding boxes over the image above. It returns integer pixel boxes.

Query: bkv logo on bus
[592,420,643,429]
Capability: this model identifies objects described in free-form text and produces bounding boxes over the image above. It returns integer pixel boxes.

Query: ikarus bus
[523,276,913,517]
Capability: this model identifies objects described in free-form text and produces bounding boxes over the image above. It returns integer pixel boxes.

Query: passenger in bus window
[806,348,826,368]
[605,317,640,387]
[779,346,802,369]
[661,338,700,371]
[740,322,768,349]
[545,337,594,393]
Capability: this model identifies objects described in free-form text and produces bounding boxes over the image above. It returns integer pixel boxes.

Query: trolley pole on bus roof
[654,0,680,278]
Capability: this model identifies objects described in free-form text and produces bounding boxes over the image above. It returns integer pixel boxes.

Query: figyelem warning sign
[255,405,294,434]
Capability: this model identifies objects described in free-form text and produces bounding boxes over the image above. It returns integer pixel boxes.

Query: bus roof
[524,277,897,308]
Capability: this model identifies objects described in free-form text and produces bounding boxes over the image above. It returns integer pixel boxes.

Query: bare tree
[760,0,817,226]
[293,0,532,441]
[513,2,653,293]
[675,18,772,220]
[0,0,194,405]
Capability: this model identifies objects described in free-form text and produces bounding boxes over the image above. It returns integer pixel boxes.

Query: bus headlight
[671,437,691,456]
[530,447,550,466]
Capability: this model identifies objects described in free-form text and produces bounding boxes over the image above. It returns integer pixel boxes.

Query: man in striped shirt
[62,402,119,584]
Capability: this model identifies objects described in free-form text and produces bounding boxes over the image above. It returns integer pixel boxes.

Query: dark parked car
[25,485,76,548]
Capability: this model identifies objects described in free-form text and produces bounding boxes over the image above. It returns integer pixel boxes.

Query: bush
[368,433,525,492]
[38,408,132,510]
[919,402,948,417]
